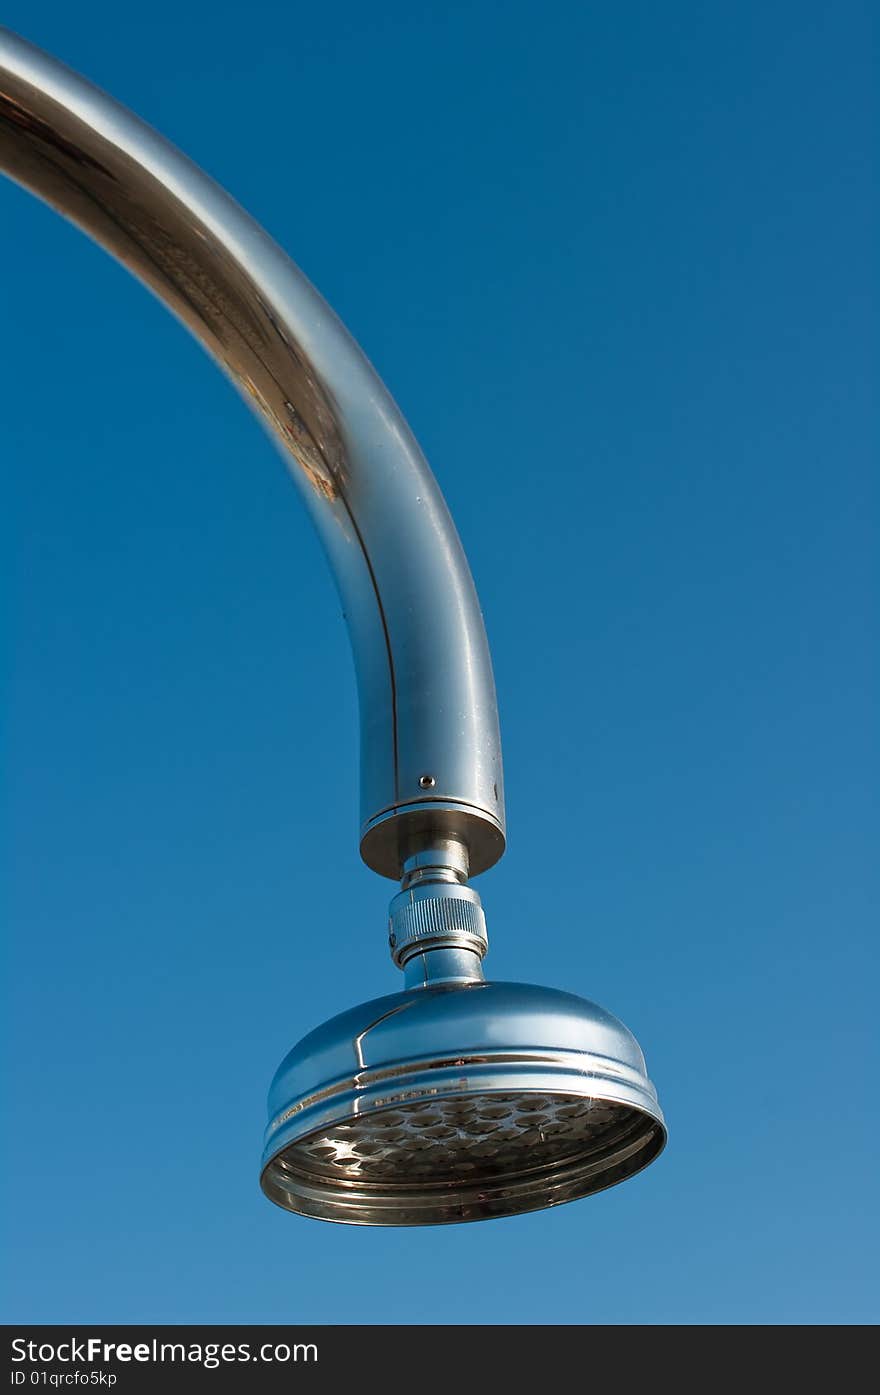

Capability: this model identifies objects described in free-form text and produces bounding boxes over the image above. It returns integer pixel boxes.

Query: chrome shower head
[261,847,665,1225]
[261,980,665,1226]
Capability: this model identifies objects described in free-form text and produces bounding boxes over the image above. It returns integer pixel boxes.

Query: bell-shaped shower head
[261,979,665,1226]
[261,846,665,1225]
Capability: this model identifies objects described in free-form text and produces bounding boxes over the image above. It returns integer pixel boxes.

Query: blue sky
[2,1,876,1323]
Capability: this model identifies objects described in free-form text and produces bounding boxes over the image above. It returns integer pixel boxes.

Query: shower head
[261,848,665,1225]
[261,979,665,1226]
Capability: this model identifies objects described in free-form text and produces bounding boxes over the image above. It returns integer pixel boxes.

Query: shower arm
[0,28,505,885]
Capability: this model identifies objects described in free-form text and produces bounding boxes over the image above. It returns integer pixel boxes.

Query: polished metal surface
[389,881,488,969]
[401,945,485,988]
[401,837,470,885]
[261,980,666,1225]
[0,26,504,879]
[389,838,488,971]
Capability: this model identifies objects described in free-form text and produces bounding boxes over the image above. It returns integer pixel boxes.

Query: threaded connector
[388,882,488,970]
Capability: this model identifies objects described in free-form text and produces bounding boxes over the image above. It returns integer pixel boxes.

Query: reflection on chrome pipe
[0,26,504,878]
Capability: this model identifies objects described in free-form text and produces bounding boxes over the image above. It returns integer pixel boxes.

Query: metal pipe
[0,27,505,879]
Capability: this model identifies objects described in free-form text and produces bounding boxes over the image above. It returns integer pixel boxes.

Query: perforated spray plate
[261,1091,665,1225]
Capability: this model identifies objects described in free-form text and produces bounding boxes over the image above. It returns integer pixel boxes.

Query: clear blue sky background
[2,1,876,1324]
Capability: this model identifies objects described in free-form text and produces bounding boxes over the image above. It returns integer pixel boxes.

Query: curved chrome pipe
[0,27,504,879]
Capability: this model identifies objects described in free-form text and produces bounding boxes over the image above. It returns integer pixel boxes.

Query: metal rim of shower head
[261,1090,666,1228]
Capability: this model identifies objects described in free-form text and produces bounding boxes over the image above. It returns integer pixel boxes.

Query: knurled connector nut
[388,887,488,969]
